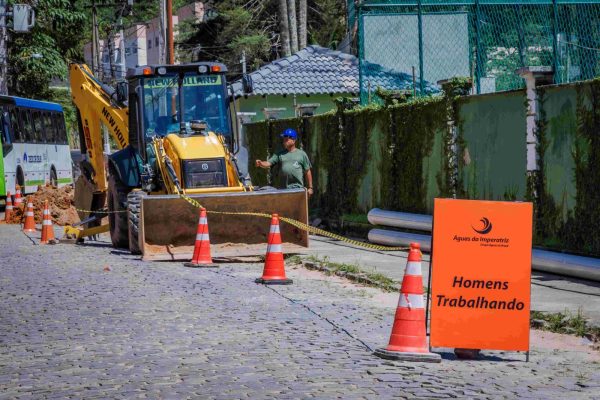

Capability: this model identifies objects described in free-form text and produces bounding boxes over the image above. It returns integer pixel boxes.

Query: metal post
[166,0,174,64]
[417,0,424,95]
[474,0,482,94]
[357,4,364,103]
[92,1,102,79]
[241,50,247,74]
[159,0,166,64]
[0,0,8,95]
[119,16,126,79]
[552,0,559,83]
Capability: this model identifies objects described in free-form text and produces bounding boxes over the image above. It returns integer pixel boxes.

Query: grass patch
[531,309,600,344]
[299,255,401,292]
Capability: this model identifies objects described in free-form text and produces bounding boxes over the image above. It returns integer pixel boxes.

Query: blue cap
[280,128,297,139]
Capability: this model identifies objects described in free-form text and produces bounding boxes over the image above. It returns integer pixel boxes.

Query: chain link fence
[357,0,600,103]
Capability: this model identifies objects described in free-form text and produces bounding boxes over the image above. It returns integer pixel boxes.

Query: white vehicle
[0,95,73,198]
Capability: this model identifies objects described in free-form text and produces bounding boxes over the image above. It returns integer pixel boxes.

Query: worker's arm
[255,160,272,169]
[305,169,313,196]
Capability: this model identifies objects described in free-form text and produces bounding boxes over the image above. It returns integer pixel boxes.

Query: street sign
[430,198,533,352]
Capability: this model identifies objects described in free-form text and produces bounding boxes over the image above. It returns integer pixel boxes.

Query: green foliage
[7,0,86,98]
[561,79,600,256]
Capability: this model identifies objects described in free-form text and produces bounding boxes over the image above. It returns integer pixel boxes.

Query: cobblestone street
[1,225,599,399]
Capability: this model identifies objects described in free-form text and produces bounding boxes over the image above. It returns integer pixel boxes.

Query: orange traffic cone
[255,214,292,285]
[184,208,217,268]
[374,242,441,362]
[22,197,36,233]
[40,200,56,244]
[14,185,22,206]
[4,191,13,222]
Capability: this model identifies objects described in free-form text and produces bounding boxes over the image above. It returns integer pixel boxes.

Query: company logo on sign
[201,163,209,171]
[472,217,493,234]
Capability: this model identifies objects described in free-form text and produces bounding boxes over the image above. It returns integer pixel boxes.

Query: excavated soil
[2,185,80,226]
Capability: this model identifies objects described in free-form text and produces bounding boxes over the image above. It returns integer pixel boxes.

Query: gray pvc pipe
[368,228,600,281]
[367,208,432,231]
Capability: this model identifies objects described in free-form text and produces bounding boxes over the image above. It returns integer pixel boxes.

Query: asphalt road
[1,225,599,399]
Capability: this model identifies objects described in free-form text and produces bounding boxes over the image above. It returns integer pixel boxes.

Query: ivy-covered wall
[245,95,449,218]
[534,79,600,256]
[457,90,528,201]
[243,78,600,256]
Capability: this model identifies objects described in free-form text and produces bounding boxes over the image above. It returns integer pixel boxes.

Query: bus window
[9,108,22,142]
[1,109,12,154]
[55,114,68,144]
[44,112,55,143]
[20,109,34,142]
[33,111,44,142]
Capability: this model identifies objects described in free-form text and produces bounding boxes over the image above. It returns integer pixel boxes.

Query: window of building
[148,39,152,49]
[155,37,159,46]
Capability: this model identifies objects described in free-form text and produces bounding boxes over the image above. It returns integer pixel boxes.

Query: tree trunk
[279,0,291,56]
[288,0,298,53]
[298,0,307,49]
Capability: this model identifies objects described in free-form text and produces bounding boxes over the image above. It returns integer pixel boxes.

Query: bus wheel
[16,168,25,191]
[50,168,58,187]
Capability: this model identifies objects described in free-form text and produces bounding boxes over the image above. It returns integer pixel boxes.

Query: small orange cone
[103,265,111,272]
[4,191,13,222]
[40,200,56,244]
[374,242,440,362]
[255,214,292,285]
[184,208,218,268]
[14,185,22,206]
[22,197,36,233]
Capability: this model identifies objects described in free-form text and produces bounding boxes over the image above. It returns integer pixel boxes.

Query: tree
[8,0,87,99]
[287,0,298,53]
[298,0,307,49]
[278,0,290,56]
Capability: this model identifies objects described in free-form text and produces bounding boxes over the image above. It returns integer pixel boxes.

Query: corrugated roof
[232,45,437,97]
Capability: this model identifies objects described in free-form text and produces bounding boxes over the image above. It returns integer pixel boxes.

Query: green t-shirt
[268,149,311,189]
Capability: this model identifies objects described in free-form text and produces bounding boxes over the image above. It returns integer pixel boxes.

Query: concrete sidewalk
[304,235,600,325]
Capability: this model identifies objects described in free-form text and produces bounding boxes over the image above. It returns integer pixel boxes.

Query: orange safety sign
[430,198,533,352]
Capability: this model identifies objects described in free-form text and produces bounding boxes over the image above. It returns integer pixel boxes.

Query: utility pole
[166,0,174,64]
[159,0,166,64]
[0,0,8,95]
[92,0,102,79]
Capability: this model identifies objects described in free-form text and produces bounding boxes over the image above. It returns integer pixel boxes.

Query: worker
[255,128,313,196]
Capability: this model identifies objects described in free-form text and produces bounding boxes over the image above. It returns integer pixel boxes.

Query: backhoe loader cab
[126,63,232,154]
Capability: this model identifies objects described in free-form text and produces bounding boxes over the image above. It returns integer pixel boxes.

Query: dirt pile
[3,185,80,226]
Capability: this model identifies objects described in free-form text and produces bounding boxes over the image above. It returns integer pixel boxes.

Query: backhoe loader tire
[107,170,130,249]
[127,190,146,255]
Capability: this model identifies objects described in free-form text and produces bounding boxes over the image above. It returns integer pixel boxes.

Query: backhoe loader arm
[69,63,129,192]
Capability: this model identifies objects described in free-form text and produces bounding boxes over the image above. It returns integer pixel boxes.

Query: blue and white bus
[0,95,73,198]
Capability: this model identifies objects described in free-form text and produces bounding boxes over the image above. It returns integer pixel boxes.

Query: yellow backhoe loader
[65,63,308,260]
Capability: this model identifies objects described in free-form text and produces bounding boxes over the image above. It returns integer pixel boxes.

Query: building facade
[83,2,204,79]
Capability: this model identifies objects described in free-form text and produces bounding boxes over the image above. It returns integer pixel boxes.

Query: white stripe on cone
[267,243,282,253]
[43,210,50,216]
[25,212,34,217]
[199,217,208,224]
[405,261,422,276]
[43,220,52,226]
[195,233,210,241]
[269,225,280,233]
[398,293,425,309]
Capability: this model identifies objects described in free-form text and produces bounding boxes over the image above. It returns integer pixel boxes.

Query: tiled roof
[232,45,436,97]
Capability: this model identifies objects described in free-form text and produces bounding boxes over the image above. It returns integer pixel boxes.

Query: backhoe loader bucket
[140,188,309,261]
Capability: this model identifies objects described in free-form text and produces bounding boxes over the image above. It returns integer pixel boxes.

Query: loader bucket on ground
[140,188,309,261]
